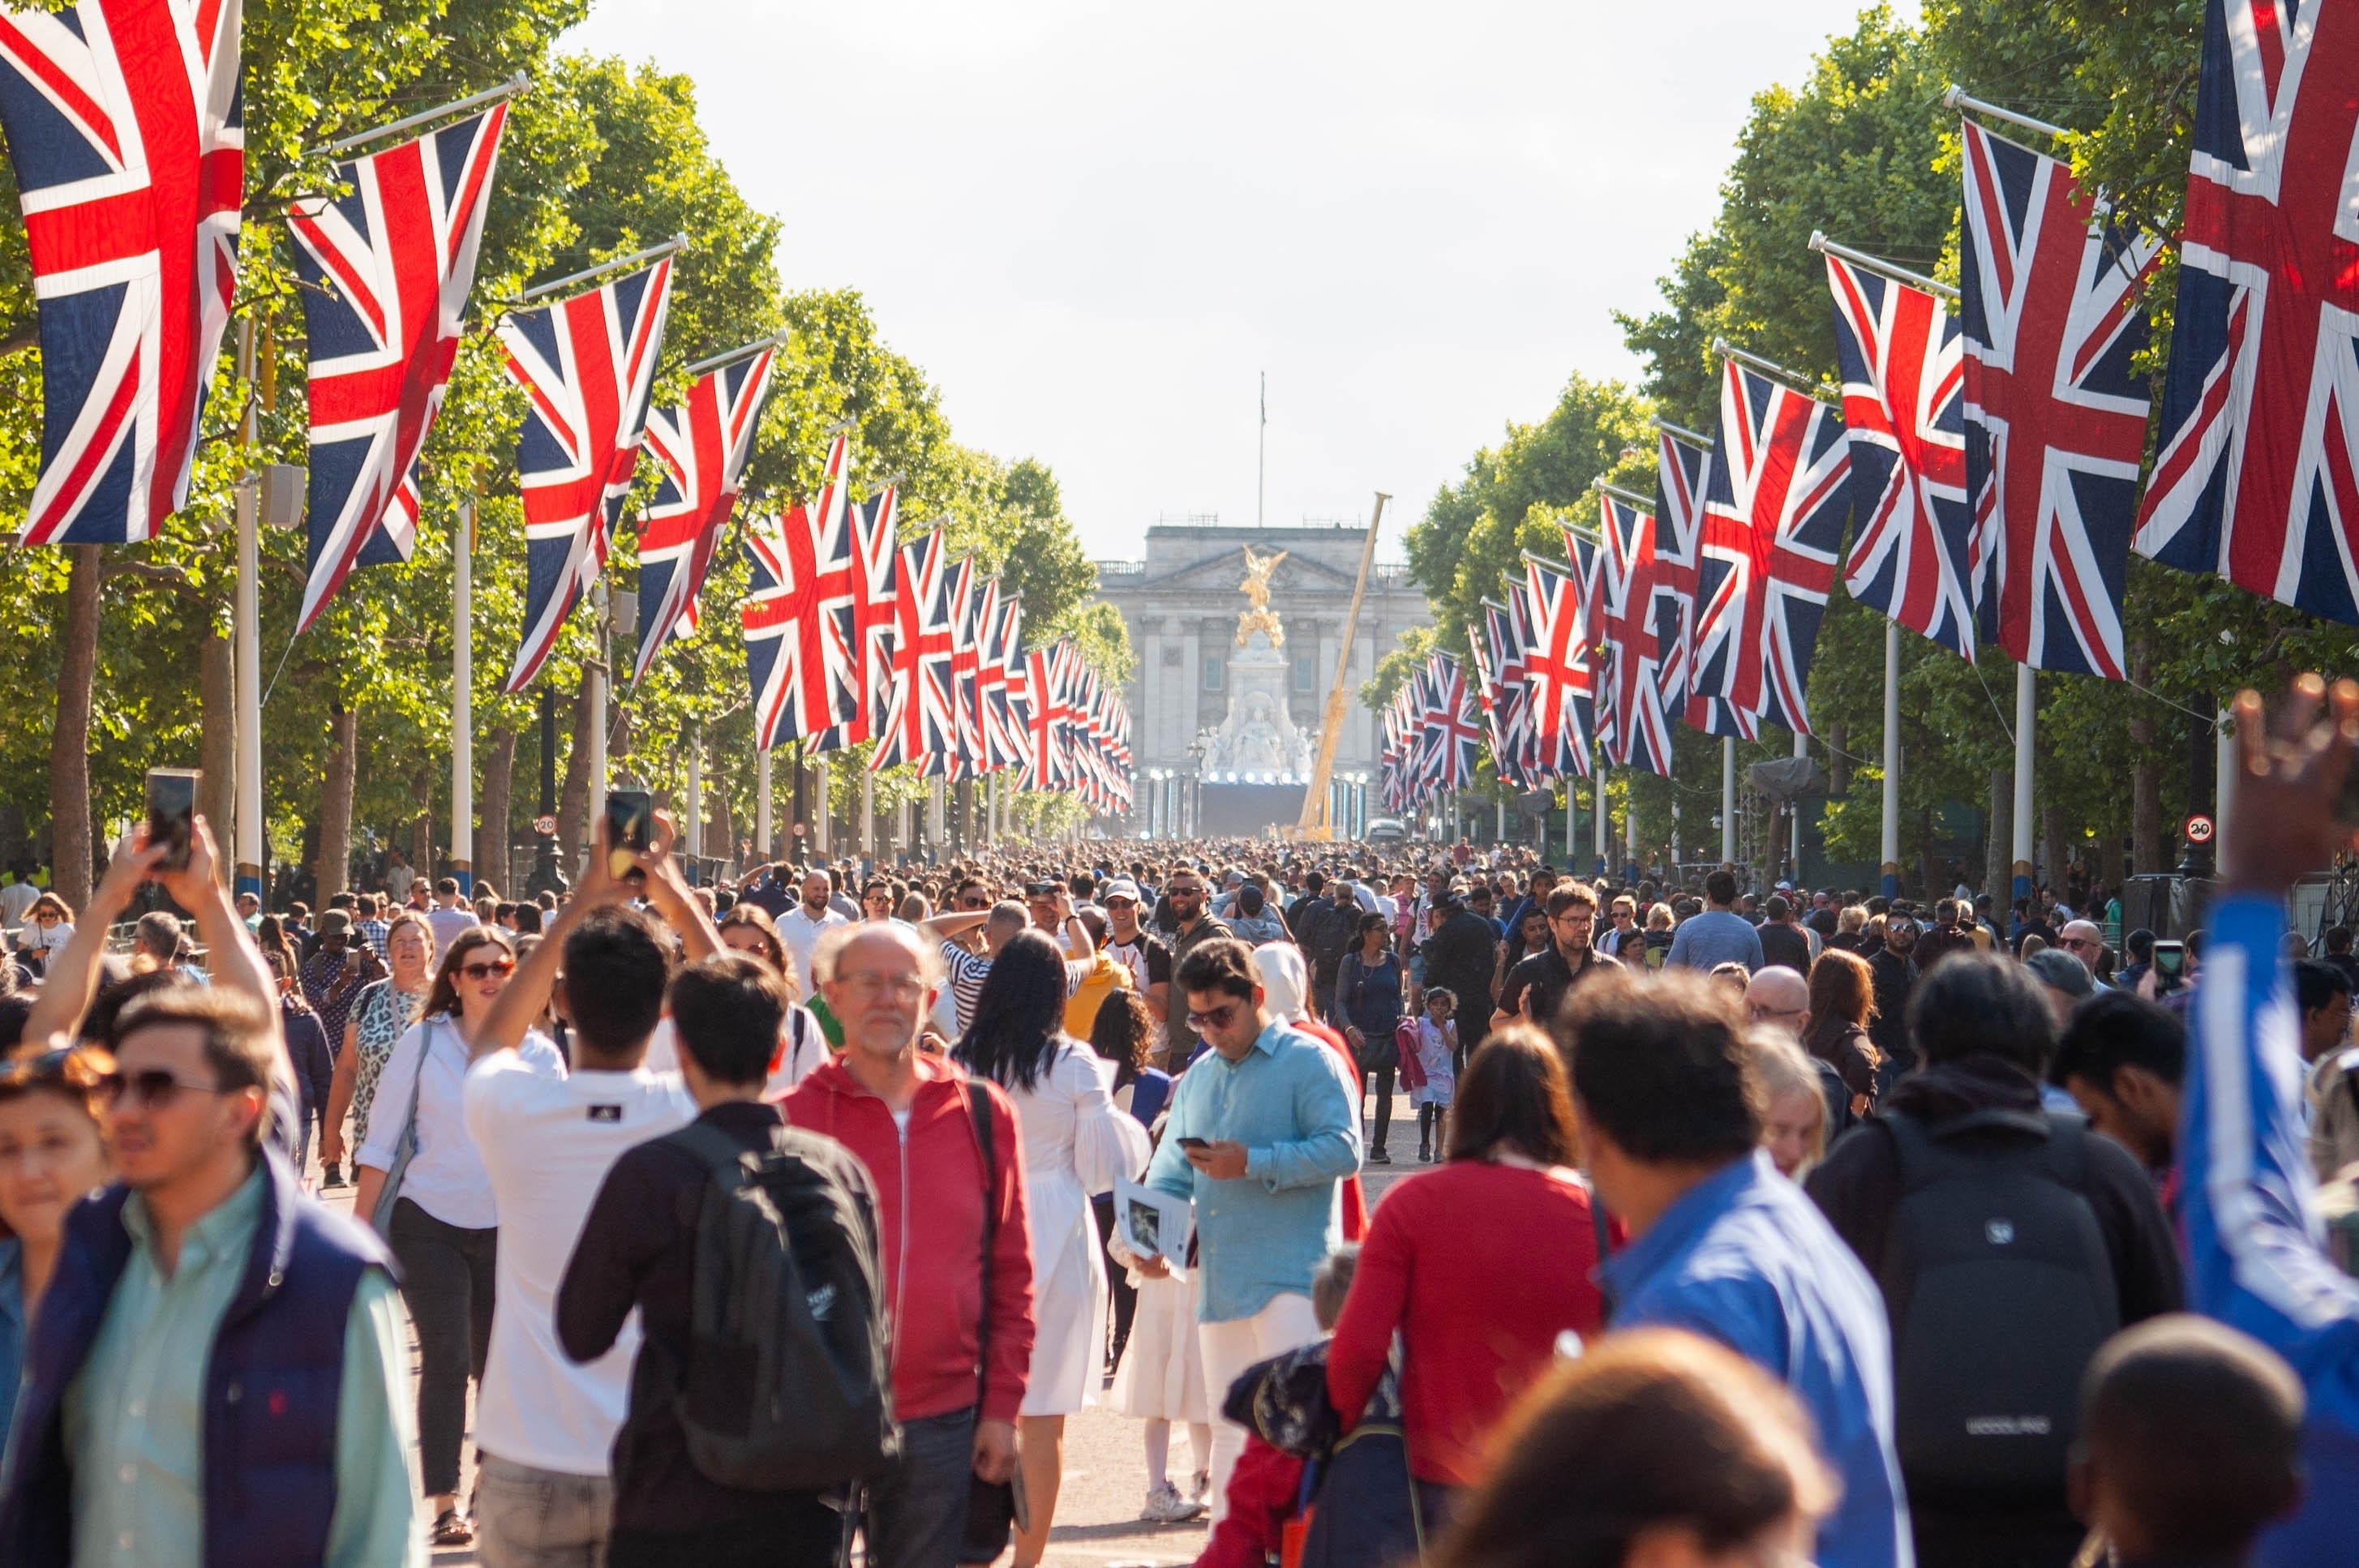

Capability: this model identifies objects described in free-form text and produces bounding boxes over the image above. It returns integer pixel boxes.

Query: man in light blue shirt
[1665,868,1765,973]
[1140,936,1359,1525]
[1569,966,1910,1568]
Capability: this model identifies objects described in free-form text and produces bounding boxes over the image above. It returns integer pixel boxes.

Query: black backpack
[652,1120,900,1492]
[1876,1108,2118,1506]
[1305,902,1357,983]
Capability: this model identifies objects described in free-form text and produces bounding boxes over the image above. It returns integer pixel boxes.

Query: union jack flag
[1829,255,1975,659]
[873,527,954,771]
[0,0,242,545]
[1598,494,1672,775]
[1651,428,1709,718]
[1699,357,1851,735]
[740,436,857,750]
[1418,652,1482,795]
[924,554,981,781]
[979,590,1025,770]
[2134,0,2359,622]
[1523,554,1594,777]
[633,341,775,683]
[1019,640,1074,791]
[498,256,674,692]
[287,102,507,629]
[811,482,898,749]
[1960,120,2156,677]
[1482,593,1537,785]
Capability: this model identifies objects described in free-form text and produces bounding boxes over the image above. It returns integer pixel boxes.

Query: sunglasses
[1186,999,1246,1031]
[459,958,516,982]
[97,1068,234,1108]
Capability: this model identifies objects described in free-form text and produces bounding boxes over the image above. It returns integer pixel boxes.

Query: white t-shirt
[640,1009,828,1100]
[778,905,848,997]
[462,1051,695,1476]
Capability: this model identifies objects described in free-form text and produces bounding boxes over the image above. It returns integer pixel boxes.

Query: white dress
[1003,1039,1152,1416]
[1111,1261,1208,1423]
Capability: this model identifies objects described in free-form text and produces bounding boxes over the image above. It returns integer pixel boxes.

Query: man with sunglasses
[1,820,420,1568]
[1154,871,1233,1071]
[1134,937,1357,1523]
[1100,880,1171,1024]
[2057,919,2112,987]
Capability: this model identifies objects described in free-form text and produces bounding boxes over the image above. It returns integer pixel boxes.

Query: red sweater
[1327,1160,1607,1484]
[782,1054,1036,1421]
[1193,1432,1302,1568]
[1296,1019,1369,1241]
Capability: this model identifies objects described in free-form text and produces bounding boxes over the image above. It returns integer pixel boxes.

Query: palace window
[1203,653,1224,692]
[1293,651,1316,692]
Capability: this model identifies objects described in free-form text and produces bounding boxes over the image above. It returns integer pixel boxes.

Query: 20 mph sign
[2185,814,2215,844]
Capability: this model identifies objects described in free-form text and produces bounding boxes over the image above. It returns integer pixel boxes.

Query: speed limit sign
[2185,813,2215,844]
[533,813,558,836]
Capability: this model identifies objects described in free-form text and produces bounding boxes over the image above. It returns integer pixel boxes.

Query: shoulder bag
[368,1017,435,1239]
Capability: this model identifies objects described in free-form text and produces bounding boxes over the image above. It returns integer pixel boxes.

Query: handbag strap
[967,1081,996,1407]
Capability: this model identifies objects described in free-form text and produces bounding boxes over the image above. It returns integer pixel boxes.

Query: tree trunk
[478,726,517,897]
[2129,670,2162,883]
[706,735,734,878]
[2041,802,2069,898]
[317,700,357,901]
[198,626,234,882]
[1987,768,2010,899]
[557,671,594,870]
[410,768,433,880]
[1827,722,1849,798]
[49,546,101,910]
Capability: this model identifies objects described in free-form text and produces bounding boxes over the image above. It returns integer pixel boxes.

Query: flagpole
[813,752,829,856]
[317,72,529,157]
[2215,705,2236,880]
[684,723,702,882]
[2012,664,2035,899]
[1625,773,1639,876]
[1722,737,1737,868]
[452,499,474,894]
[1564,779,1576,867]
[587,584,609,865]
[1791,729,1807,880]
[860,764,874,863]
[756,744,773,863]
[1593,748,1608,876]
[1881,621,1902,899]
[233,319,263,900]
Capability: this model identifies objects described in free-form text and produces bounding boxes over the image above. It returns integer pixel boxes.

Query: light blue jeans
[474,1453,615,1568]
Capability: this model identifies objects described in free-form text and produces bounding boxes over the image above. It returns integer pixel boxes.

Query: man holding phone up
[1136,938,1359,1524]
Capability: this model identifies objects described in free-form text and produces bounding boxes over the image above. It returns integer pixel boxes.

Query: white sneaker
[1140,1481,1207,1523]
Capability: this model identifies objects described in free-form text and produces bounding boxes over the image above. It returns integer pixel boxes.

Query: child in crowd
[1109,1116,1212,1524]
[2070,1315,2302,1566]
[1413,987,1457,1162]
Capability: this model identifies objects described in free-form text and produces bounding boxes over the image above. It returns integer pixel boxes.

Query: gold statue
[1236,545,1287,648]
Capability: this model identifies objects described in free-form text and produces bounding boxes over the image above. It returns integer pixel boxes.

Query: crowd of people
[2,680,2359,1567]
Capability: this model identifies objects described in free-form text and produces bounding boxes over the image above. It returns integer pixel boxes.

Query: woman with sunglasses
[320,910,434,1189]
[650,905,830,1091]
[354,924,554,1547]
[0,1042,113,1454]
[12,894,72,979]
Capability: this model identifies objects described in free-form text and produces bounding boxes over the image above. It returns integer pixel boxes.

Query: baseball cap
[1100,879,1142,903]
[2025,947,2094,999]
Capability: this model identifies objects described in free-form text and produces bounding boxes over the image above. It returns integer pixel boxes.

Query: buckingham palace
[1093,516,1433,835]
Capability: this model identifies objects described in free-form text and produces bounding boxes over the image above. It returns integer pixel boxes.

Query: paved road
[320,1082,1422,1566]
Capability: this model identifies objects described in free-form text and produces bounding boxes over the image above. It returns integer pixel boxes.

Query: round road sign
[533,813,558,836]
[2185,813,2215,844]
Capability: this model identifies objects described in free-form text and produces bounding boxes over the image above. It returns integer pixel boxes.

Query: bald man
[1744,966,1811,1039]
[2059,919,2111,986]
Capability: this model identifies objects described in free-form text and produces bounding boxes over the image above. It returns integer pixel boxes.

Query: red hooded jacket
[782,1053,1036,1422]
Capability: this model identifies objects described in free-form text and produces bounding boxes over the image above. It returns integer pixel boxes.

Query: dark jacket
[280,996,334,1123]
[1865,948,1918,1073]
[1804,1020,1880,1104]
[1757,921,1812,974]
[1912,922,1979,973]
[0,1148,392,1568]
[1421,908,1499,1017]
[557,1101,837,1535]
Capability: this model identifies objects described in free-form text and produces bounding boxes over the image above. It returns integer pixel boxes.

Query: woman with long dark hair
[1330,910,1405,1163]
[1803,948,1882,1119]
[955,929,1149,1568]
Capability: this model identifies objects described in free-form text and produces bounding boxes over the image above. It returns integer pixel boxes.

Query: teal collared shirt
[1145,1017,1360,1322]
[61,1167,421,1568]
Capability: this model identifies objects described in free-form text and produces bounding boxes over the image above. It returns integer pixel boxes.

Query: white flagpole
[1563,780,1576,865]
[1881,621,1902,898]
[1625,773,1639,875]
[684,723,702,877]
[234,319,263,899]
[452,499,474,893]
[2215,705,2236,880]
[1593,750,1608,875]
[586,585,609,858]
[2012,664,2035,900]
[860,765,874,861]
[1722,737,1736,867]
[813,753,830,855]
[1791,729,1806,878]
[755,745,773,863]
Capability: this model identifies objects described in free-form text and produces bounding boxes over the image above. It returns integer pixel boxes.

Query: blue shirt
[1144,1017,1361,1322]
[2180,895,2359,1568]
[1602,1150,1911,1568]
[1664,908,1765,972]
[0,1240,21,1460]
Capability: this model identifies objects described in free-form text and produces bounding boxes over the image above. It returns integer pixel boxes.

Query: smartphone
[2153,940,2185,979]
[606,789,654,880]
[146,769,199,873]
[1177,1137,1210,1150]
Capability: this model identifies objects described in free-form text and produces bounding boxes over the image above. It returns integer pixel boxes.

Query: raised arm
[159,818,277,1012]
[474,819,629,1063]
[635,811,720,965]
[20,827,165,1046]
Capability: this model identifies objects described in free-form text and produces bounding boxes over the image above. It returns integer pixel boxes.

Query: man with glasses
[1134,938,1357,1524]
[2057,919,2111,986]
[1493,884,1618,1034]
[1742,966,1811,1038]
[1598,895,1641,961]
[1099,880,1171,1024]
[786,924,1032,1568]
[1154,871,1232,1071]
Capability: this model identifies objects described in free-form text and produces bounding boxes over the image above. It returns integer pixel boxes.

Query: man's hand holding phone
[1182,1137,1249,1180]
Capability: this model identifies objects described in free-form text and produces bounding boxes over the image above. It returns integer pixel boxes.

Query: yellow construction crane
[1295,492,1389,840]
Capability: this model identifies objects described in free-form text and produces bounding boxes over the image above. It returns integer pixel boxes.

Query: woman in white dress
[956,929,1151,1568]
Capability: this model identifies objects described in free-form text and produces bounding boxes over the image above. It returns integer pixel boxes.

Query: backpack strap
[667,1119,766,1191]
[967,1082,997,1406]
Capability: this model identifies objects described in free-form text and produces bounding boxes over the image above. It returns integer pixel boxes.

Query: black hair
[2125,928,2155,962]
[1303,871,1326,893]
[1908,950,2055,1073]
[2048,991,2185,1093]
[954,929,1069,1092]
[2080,1314,2303,1557]
[1357,910,1390,938]
[1704,869,1738,906]
[1765,895,1791,922]
[1237,883,1265,917]
[2296,958,2350,1014]
[560,906,674,1057]
[1559,970,1761,1164]
[2330,924,2355,955]
[668,955,786,1086]
[1174,937,1258,1005]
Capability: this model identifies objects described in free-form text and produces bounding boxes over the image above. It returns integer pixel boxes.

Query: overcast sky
[564,0,1907,562]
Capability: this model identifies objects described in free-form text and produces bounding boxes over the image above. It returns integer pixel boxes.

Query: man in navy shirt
[1563,967,1910,1568]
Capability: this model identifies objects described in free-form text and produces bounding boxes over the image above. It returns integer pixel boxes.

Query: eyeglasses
[1168,885,1203,899]
[458,958,516,982]
[838,972,926,1002]
[97,1068,233,1108]
[1186,1000,1245,1031]
[1746,1004,1806,1023]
